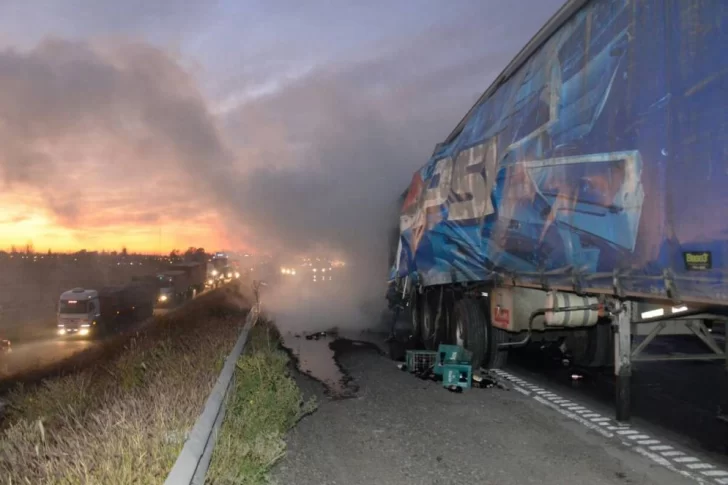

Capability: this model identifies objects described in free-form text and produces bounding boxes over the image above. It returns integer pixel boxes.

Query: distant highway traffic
[2,303,172,381]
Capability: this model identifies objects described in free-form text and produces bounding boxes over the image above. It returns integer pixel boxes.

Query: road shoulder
[272,344,693,485]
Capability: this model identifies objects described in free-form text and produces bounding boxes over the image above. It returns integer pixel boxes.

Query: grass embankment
[0,285,250,484]
[206,320,317,485]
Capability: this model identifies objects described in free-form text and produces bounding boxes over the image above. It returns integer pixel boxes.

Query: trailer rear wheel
[453,298,508,369]
[420,296,435,349]
[420,290,448,350]
[410,290,423,343]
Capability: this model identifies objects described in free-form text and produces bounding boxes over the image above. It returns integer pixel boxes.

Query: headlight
[313,268,317,273]
[322,268,326,273]
[58,328,66,335]
[159,295,168,302]
[79,328,90,336]
[207,279,213,285]
[292,270,296,275]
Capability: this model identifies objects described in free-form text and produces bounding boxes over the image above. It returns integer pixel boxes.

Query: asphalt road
[273,342,696,485]
[507,334,728,456]
[0,307,172,381]
[0,338,95,378]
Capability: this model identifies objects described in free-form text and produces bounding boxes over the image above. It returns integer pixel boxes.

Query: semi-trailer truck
[387,0,728,422]
[207,253,230,288]
[156,270,190,307]
[168,262,206,297]
[57,283,155,337]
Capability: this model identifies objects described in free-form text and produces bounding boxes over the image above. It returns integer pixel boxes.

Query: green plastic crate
[437,344,472,364]
[433,344,472,376]
[405,350,437,374]
[442,363,472,389]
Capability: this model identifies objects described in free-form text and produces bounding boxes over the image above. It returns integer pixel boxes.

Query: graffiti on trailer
[397,0,728,303]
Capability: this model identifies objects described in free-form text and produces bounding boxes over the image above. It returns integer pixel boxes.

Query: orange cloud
[0,192,232,253]
[0,39,249,254]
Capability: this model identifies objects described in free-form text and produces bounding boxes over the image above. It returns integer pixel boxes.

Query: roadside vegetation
[0,284,250,484]
[206,319,317,485]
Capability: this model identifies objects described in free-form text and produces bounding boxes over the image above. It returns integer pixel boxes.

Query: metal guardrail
[164,282,263,485]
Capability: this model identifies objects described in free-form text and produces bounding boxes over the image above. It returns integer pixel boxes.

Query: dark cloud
[0,0,216,42]
[217,8,561,288]
[0,38,229,225]
[0,0,564,297]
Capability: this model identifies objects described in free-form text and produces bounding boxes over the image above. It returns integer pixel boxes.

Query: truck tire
[490,325,510,369]
[566,322,613,368]
[419,292,437,350]
[410,290,423,343]
[420,289,450,350]
[452,298,508,369]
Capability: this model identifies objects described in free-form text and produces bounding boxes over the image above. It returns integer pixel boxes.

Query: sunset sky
[0,0,563,255]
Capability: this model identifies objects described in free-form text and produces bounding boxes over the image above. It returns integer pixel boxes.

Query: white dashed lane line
[491,369,727,485]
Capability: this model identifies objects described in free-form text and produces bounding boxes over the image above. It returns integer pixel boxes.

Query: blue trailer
[388,0,728,421]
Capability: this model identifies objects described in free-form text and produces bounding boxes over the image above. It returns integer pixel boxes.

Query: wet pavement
[0,338,96,379]
[273,336,695,485]
[508,334,728,459]
[275,299,728,462]
[0,300,198,392]
[280,329,385,398]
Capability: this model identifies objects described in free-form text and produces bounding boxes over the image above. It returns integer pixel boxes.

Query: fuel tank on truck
[490,287,599,333]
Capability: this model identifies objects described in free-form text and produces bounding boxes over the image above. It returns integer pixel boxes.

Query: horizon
[0,0,563,262]
[0,245,253,257]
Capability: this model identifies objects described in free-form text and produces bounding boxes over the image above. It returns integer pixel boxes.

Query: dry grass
[0,284,250,484]
[205,320,317,485]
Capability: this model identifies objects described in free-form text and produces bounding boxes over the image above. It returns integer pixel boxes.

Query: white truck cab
[156,271,187,306]
[57,288,100,336]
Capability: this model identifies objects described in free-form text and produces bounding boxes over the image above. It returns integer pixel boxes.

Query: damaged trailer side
[388,0,728,423]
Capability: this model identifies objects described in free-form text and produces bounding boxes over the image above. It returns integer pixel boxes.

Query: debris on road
[473,371,510,391]
[406,349,437,374]
[396,344,512,392]
[305,331,327,340]
[304,327,339,341]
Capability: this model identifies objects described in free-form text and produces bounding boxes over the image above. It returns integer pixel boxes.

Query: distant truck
[156,270,189,307]
[220,265,239,283]
[206,262,219,288]
[167,262,206,296]
[386,0,728,422]
[57,284,155,337]
[206,254,230,288]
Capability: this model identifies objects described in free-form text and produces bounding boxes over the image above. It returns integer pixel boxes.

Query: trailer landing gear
[614,303,632,422]
[612,301,728,430]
